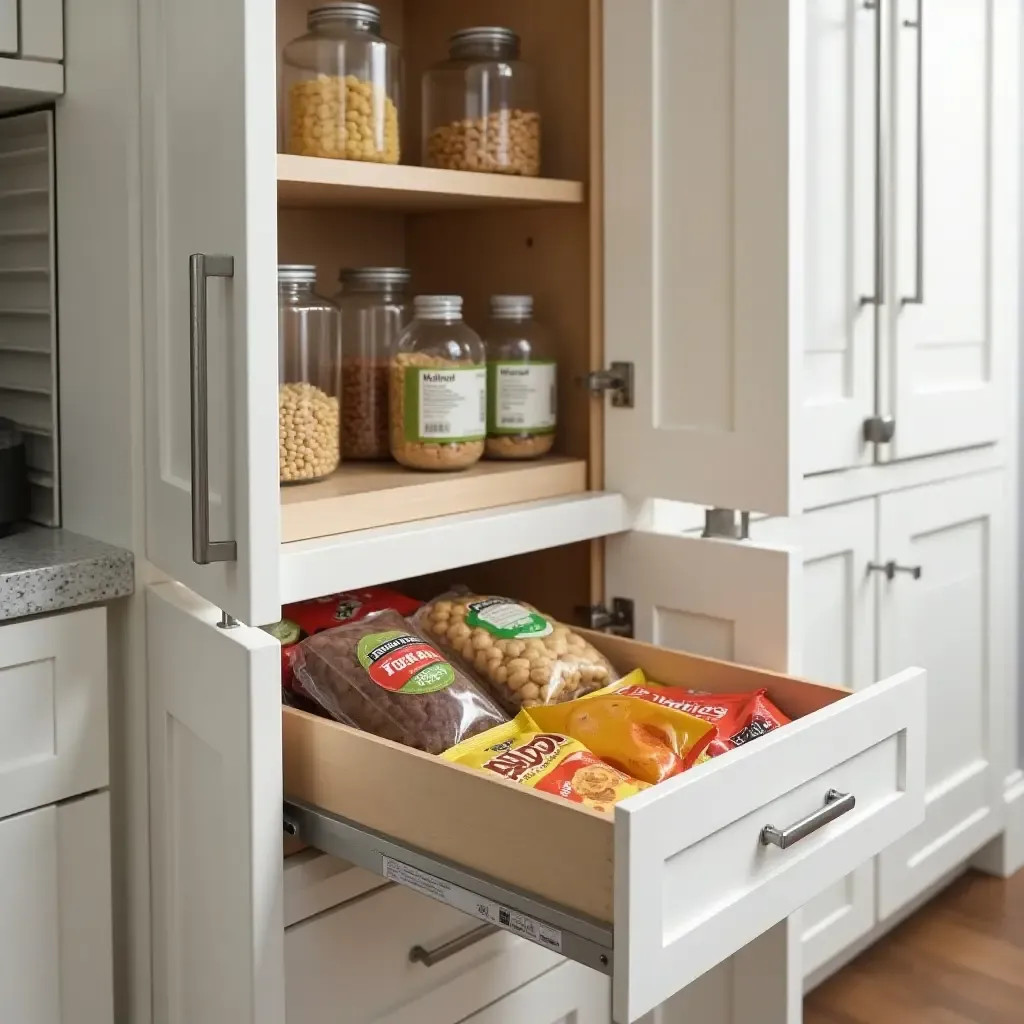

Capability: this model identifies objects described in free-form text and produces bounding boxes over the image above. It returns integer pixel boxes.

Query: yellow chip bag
[442,711,649,814]
[526,670,717,784]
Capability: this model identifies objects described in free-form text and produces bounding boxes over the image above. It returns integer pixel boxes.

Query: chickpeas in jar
[390,296,486,472]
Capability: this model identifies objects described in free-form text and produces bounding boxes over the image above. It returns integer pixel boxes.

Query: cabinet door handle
[859,0,885,309]
[868,560,922,581]
[189,253,238,565]
[761,790,856,850]
[900,2,925,307]
[409,923,499,967]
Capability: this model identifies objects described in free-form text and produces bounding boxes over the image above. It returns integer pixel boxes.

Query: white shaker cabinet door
[139,0,280,626]
[603,0,803,516]
[884,0,1019,459]
[147,583,284,1024]
[876,472,1006,916]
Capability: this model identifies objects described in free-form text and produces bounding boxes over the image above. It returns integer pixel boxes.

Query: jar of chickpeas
[422,27,541,176]
[283,2,402,164]
[278,266,342,485]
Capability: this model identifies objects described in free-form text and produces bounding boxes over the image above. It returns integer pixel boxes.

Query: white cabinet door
[876,472,1006,916]
[458,964,610,1024]
[0,793,114,1024]
[801,0,878,474]
[754,502,879,976]
[885,0,1019,459]
[139,0,280,626]
[604,0,803,516]
[147,582,284,1024]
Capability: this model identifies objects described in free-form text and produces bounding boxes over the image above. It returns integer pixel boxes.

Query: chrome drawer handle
[760,790,856,850]
[409,923,499,967]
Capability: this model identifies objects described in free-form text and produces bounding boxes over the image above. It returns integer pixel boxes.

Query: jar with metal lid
[484,295,556,459]
[390,296,486,471]
[283,2,401,164]
[278,266,342,485]
[422,27,540,176]
[335,266,410,460]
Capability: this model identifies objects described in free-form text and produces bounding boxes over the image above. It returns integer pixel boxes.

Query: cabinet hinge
[576,598,634,638]
[586,362,634,408]
[701,508,751,540]
[862,415,895,444]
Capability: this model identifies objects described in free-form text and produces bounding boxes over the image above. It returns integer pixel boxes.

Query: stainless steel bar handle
[409,923,499,967]
[760,790,856,850]
[868,560,922,581]
[189,253,238,565]
[859,0,885,309]
[901,2,925,307]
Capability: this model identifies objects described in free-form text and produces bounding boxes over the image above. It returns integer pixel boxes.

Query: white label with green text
[488,362,556,434]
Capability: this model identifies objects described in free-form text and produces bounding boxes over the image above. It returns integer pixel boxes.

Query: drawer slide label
[382,856,563,952]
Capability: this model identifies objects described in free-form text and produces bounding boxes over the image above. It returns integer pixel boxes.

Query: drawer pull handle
[760,789,856,850]
[409,923,499,967]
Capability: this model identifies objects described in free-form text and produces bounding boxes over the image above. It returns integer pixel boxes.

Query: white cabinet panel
[877,472,1006,916]
[21,0,64,61]
[0,1,16,56]
[458,963,610,1024]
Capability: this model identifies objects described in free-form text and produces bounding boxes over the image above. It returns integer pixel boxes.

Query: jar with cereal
[484,295,556,460]
[335,266,410,460]
[390,296,486,471]
[422,27,540,176]
[282,3,401,164]
[278,266,341,485]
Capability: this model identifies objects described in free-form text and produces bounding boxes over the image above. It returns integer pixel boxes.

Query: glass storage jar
[335,266,410,460]
[283,2,401,164]
[484,295,556,459]
[422,27,541,176]
[278,265,342,485]
[390,295,486,471]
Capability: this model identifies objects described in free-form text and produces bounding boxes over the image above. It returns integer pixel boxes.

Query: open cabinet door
[147,583,284,1024]
[139,0,280,625]
[603,0,803,516]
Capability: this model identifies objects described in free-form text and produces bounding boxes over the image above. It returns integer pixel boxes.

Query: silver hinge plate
[586,362,634,408]
[701,508,751,540]
[863,415,895,444]
[577,597,634,637]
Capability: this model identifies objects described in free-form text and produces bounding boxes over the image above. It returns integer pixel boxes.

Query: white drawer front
[284,848,387,928]
[285,884,562,1024]
[0,608,108,818]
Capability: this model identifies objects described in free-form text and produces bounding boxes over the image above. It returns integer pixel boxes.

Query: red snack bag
[667,688,791,756]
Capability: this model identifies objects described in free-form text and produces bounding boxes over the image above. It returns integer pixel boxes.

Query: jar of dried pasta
[390,296,486,471]
[283,3,401,164]
[422,27,541,176]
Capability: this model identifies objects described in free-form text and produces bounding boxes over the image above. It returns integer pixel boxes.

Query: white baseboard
[973,770,1024,878]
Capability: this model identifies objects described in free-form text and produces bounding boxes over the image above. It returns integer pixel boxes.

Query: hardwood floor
[804,870,1024,1024]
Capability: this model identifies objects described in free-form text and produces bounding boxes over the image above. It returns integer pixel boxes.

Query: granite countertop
[0,526,134,621]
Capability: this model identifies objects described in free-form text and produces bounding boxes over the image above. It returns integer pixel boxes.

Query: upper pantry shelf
[277,154,585,211]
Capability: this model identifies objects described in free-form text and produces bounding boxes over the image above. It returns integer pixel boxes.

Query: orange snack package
[526,670,718,784]
[442,711,649,814]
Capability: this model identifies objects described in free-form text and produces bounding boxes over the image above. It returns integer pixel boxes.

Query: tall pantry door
[147,583,284,1024]
[138,0,280,626]
[603,0,804,516]
[883,0,1019,459]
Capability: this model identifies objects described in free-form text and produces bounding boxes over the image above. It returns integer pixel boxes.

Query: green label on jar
[356,630,456,694]
[404,367,487,443]
[486,362,557,435]
[465,598,553,640]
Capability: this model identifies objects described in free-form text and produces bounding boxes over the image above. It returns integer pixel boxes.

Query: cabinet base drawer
[283,631,925,1022]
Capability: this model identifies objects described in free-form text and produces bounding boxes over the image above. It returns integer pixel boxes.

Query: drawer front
[0,608,108,819]
[284,848,388,927]
[458,962,611,1024]
[285,884,562,1024]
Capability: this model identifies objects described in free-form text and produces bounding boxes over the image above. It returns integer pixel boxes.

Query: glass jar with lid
[278,265,342,485]
[484,295,556,459]
[283,2,401,164]
[335,266,410,460]
[422,27,541,176]
[390,296,486,471]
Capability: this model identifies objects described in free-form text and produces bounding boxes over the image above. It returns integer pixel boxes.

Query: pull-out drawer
[282,631,925,1023]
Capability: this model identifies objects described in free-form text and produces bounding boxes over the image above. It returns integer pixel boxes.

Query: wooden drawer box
[282,631,925,1023]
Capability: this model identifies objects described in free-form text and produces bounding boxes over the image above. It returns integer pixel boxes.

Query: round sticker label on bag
[357,630,455,694]
[465,598,553,639]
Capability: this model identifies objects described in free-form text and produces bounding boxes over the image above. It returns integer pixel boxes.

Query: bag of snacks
[291,609,507,755]
[527,671,718,784]
[443,711,649,814]
[414,589,618,714]
[669,687,791,757]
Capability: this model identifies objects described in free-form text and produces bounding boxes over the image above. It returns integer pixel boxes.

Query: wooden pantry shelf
[277,154,585,210]
[280,456,588,543]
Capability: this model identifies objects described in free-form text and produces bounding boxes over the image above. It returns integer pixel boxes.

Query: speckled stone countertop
[0,526,134,621]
